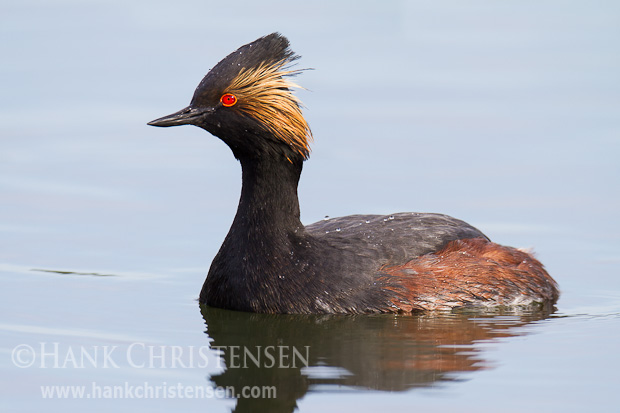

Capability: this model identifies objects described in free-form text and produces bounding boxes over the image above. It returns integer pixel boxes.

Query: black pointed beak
[147,106,213,127]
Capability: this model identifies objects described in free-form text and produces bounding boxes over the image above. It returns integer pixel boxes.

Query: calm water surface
[2,1,619,412]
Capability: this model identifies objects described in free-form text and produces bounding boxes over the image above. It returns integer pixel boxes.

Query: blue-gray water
[2,1,619,411]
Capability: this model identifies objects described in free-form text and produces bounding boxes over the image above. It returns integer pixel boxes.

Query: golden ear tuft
[224,60,313,159]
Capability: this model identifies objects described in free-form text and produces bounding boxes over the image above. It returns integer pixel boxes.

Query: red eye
[220,93,237,107]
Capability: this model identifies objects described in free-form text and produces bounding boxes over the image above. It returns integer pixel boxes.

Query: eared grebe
[149,33,559,314]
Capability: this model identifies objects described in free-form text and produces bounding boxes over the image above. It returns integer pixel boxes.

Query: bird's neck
[201,155,308,310]
[233,156,304,237]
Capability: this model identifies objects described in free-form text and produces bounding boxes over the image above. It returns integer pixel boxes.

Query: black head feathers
[150,33,312,160]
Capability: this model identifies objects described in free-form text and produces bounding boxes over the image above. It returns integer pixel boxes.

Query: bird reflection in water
[200,305,554,412]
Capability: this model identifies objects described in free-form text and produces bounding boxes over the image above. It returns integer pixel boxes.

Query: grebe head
[148,33,312,161]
